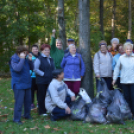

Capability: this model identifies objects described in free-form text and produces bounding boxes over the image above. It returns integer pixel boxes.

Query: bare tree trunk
[111,0,116,38]
[128,0,131,39]
[57,0,66,50]
[79,0,94,98]
[100,0,104,39]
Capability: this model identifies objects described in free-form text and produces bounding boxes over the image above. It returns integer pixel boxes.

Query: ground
[0,78,134,134]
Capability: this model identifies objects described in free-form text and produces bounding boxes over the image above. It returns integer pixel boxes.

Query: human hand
[52,29,56,33]
[112,80,116,86]
[65,107,71,114]
[19,52,26,59]
[71,96,76,101]
[96,75,100,78]
[28,53,32,61]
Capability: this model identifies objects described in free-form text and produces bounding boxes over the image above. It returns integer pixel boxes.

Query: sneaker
[13,121,23,125]
[31,104,35,109]
[50,114,56,122]
[42,113,48,116]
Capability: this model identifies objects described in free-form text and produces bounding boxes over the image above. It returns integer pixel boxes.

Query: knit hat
[52,69,64,78]
[68,38,75,42]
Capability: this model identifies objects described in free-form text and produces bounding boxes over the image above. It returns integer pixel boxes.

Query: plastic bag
[96,78,103,92]
[85,103,106,124]
[113,89,132,120]
[79,88,92,103]
[106,89,125,124]
[70,96,87,121]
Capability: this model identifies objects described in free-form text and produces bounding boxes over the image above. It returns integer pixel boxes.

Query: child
[45,69,75,121]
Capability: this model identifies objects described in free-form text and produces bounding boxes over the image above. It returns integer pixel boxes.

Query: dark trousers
[52,96,71,120]
[122,84,134,115]
[96,77,113,90]
[37,84,48,115]
[31,78,38,104]
[115,77,122,90]
[13,89,31,122]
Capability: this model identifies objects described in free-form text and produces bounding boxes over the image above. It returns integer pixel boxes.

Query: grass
[0,78,134,134]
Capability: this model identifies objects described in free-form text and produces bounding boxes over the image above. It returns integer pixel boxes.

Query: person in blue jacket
[9,46,33,125]
[29,45,40,109]
[112,44,124,89]
[61,44,85,95]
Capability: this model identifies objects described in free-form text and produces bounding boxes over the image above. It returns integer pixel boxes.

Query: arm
[93,53,100,76]
[11,58,25,72]
[80,55,85,76]
[34,58,44,76]
[48,84,68,109]
[61,57,66,69]
[50,29,56,53]
[113,58,121,82]
[64,84,75,97]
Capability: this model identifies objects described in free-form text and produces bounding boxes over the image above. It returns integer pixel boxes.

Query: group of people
[9,28,134,124]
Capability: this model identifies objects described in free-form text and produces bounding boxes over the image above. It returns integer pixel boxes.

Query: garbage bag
[70,96,87,121]
[79,88,92,103]
[96,78,103,93]
[85,103,106,124]
[106,89,126,124]
[94,78,113,107]
[113,89,132,120]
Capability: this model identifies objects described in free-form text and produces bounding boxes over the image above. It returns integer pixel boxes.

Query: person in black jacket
[34,44,55,116]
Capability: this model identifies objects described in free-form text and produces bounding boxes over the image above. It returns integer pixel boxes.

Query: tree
[57,0,66,50]
[127,0,131,39]
[100,0,104,38]
[78,0,94,98]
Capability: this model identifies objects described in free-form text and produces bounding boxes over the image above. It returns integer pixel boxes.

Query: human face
[58,72,64,80]
[67,41,75,46]
[69,45,76,55]
[125,45,133,56]
[42,47,50,57]
[112,41,118,49]
[100,45,107,54]
[56,41,62,50]
[32,47,38,56]
[118,46,124,54]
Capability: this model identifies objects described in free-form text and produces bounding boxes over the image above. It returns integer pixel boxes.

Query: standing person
[9,46,33,125]
[30,45,40,109]
[61,44,85,95]
[113,42,134,117]
[50,29,64,69]
[93,40,113,90]
[109,38,119,56]
[112,44,124,89]
[64,39,75,55]
[34,44,55,116]
[45,69,75,121]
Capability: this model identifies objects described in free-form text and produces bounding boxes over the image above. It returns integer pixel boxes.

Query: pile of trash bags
[70,78,133,124]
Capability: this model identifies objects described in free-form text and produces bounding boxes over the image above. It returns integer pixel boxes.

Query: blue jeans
[13,88,31,122]
[52,96,71,120]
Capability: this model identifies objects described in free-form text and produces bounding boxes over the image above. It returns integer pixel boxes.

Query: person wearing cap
[9,46,33,125]
[112,44,124,90]
[93,40,113,90]
[45,69,75,121]
[50,29,64,69]
[64,38,75,54]
[109,38,119,56]
[61,44,85,95]
[113,42,134,117]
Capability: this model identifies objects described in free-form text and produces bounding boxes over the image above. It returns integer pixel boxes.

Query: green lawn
[0,78,134,134]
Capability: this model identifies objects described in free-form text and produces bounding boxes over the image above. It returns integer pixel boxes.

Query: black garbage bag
[85,103,106,124]
[106,89,127,124]
[94,78,113,107]
[114,89,132,120]
[70,96,87,121]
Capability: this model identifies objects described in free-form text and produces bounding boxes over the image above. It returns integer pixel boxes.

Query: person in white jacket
[45,69,75,121]
[93,40,113,90]
[113,42,134,117]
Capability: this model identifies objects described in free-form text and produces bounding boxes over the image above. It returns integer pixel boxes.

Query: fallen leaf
[44,125,50,129]
[53,128,59,131]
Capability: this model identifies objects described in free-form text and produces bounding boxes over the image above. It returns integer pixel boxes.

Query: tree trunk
[78,0,94,98]
[100,0,104,39]
[111,0,116,38]
[128,0,131,39]
[57,0,66,50]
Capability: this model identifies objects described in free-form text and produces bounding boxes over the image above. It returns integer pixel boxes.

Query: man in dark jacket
[9,46,33,125]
